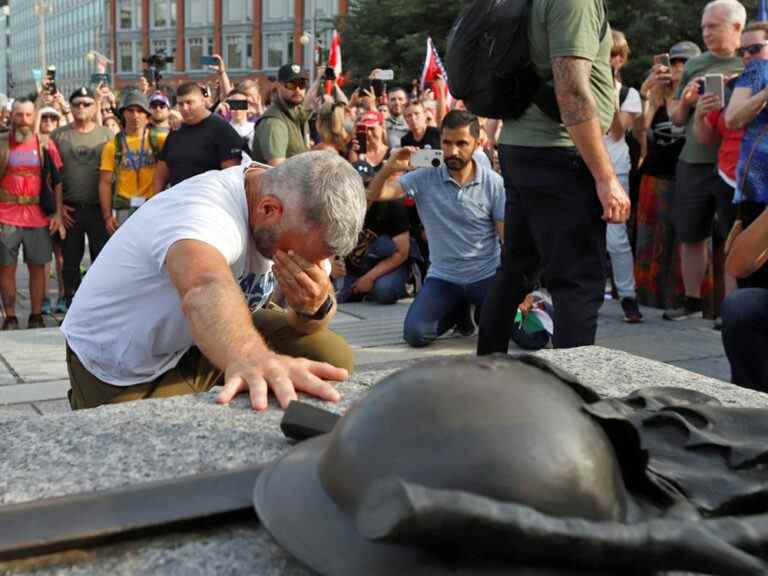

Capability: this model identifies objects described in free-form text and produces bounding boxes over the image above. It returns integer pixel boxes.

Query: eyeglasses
[670,57,688,65]
[737,42,768,57]
[149,102,167,109]
[41,115,59,121]
[71,101,94,109]
[283,79,308,91]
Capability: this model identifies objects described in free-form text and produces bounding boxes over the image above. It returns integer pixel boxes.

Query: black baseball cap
[277,64,307,83]
[69,86,96,102]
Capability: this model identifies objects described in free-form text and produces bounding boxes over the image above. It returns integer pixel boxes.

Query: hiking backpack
[445,0,606,121]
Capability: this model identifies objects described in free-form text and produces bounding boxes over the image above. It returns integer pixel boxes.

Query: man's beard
[14,126,32,143]
[280,93,301,109]
[252,224,280,259]
[445,156,470,171]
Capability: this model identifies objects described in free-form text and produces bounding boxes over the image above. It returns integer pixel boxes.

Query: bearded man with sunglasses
[51,86,113,308]
[251,64,311,166]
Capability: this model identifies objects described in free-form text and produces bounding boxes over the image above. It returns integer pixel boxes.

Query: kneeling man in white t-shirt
[62,151,366,411]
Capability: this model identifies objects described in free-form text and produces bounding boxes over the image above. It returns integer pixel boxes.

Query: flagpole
[761,0,767,22]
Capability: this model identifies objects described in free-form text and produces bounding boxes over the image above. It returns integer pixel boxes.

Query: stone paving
[0,296,731,419]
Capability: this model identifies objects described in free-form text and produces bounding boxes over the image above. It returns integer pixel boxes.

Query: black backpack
[445,0,606,121]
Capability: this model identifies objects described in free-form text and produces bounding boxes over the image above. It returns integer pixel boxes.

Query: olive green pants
[67,306,354,410]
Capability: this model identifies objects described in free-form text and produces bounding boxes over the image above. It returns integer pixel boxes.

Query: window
[306,0,337,18]
[224,0,250,22]
[187,36,212,70]
[225,35,245,70]
[263,0,294,20]
[119,41,134,73]
[151,0,176,28]
[264,32,294,69]
[186,0,213,26]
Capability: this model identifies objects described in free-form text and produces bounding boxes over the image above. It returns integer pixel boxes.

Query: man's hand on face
[216,352,346,411]
[273,250,332,316]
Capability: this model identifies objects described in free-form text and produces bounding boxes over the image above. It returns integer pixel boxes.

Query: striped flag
[325,30,342,95]
[420,37,454,107]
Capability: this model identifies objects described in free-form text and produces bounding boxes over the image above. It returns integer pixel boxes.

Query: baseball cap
[669,41,701,62]
[38,106,61,119]
[277,63,307,83]
[357,111,384,128]
[69,86,95,102]
[148,91,170,107]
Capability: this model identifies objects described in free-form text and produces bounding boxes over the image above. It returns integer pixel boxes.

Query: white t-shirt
[231,120,255,151]
[61,163,274,386]
[604,83,642,176]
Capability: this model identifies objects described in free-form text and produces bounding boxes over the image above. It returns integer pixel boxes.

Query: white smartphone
[705,74,725,106]
[411,149,444,169]
[371,69,394,81]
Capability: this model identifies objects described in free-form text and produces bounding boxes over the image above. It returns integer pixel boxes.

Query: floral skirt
[634,174,685,309]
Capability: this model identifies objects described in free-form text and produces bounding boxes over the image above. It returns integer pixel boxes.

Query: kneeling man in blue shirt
[367,110,505,347]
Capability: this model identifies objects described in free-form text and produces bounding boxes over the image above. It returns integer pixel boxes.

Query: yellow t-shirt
[99,129,167,200]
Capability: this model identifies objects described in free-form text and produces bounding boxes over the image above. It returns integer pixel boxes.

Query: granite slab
[0,347,763,576]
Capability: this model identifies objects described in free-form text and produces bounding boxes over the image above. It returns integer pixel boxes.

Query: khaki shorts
[0,224,52,266]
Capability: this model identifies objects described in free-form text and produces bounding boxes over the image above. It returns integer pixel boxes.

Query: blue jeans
[404,275,494,348]
[721,288,768,391]
[337,235,409,305]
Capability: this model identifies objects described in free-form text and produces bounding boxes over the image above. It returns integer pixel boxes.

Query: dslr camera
[142,49,174,84]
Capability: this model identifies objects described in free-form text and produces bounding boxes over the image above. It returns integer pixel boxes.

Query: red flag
[325,30,342,95]
[419,37,453,107]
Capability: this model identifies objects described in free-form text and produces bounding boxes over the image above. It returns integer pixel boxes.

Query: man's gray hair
[704,0,747,29]
[260,151,366,257]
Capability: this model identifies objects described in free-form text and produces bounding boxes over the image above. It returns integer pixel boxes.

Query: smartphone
[653,53,671,68]
[371,69,394,81]
[411,149,444,169]
[228,99,248,110]
[705,73,725,105]
[371,79,385,99]
[200,55,218,66]
[46,65,56,80]
[324,67,336,81]
[90,73,110,85]
[356,128,368,155]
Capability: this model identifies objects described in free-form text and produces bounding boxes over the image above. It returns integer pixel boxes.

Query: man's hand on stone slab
[273,250,331,316]
[216,352,346,411]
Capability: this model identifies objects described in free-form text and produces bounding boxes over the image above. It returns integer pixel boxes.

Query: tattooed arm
[551,55,630,223]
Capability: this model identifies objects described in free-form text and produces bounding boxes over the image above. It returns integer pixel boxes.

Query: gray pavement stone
[0,380,70,405]
[31,399,72,415]
[0,347,761,575]
[0,403,39,420]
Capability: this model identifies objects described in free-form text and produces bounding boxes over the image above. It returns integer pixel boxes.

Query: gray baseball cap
[118,90,151,116]
[669,41,702,62]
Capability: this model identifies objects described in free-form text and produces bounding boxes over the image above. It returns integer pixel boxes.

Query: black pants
[736,201,768,290]
[62,204,109,300]
[721,288,768,390]
[477,145,607,353]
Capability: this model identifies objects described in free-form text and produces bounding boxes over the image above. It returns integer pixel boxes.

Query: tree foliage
[341,0,765,90]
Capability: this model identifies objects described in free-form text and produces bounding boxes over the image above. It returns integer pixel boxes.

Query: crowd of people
[0,0,765,407]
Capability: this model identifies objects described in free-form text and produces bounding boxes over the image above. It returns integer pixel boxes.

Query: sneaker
[620,297,643,323]
[27,314,45,329]
[713,317,722,331]
[54,297,69,314]
[1,316,18,331]
[662,296,703,321]
[41,297,52,315]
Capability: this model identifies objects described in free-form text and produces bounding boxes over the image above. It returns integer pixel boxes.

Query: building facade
[110,0,347,90]
[8,0,106,98]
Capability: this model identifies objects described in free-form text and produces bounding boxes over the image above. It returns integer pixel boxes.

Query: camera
[142,49,174,84]
[411,149,444,169]
[323,67,336,81]
[45,65,57,94]
[228,99,248,111]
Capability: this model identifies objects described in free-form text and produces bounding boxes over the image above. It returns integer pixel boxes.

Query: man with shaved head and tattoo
[478,0,630,353]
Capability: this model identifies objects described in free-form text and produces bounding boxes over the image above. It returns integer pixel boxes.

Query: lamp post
[299,0,328,85]
[33,1,52,71]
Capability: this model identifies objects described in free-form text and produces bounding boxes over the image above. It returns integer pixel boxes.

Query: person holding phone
[251,64,311,166]
[226,89,255,156]
[664,0,745,322]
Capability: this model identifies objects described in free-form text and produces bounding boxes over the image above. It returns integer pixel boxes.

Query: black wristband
[296,295,334,322]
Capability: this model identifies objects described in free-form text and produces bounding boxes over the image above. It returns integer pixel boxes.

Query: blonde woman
[312,102,350,155]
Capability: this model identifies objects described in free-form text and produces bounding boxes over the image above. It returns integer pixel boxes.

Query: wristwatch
[296,295,334,321]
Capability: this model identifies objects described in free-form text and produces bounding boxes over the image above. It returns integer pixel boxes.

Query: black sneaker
[27,314,45,329]
[662,296,703,321]
[1,316,18,331]
[620,297,643,323]
[453,306,475,337]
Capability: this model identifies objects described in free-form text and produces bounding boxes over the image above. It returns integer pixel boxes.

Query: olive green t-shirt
[499,0,614,148]
[252,104,310,163]
[673,51,743,164]
[51,124,112,205]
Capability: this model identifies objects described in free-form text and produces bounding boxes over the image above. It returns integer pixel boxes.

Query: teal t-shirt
[674,51,743,164]
[499,0,614,148]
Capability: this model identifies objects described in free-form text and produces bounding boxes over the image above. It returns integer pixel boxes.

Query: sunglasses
[149,102,167,109]
[41,115,59,121]
[737,42,768,57]
[283,79,307,91]
[71,101,94,109]
[670,57,688,65]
